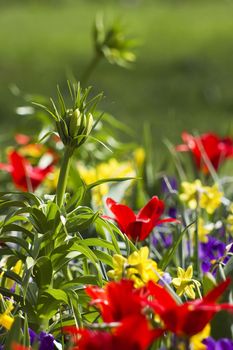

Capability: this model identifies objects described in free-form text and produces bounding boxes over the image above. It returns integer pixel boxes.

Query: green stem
[192,279,202,299]
[81,53,102,85]
[56,146,73,208]
[194,194,201,278]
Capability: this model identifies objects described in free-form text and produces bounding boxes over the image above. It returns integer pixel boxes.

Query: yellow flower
[191,218,212,243]
[180,180,222,214]
[5,260,23,290]
[44,167,59,190]
[127,247,163,288]
[108,247,163,288]
[0,296,14,330]
[19,144,46,158]
[107,255,127,280]
[172,265,201,299]
[179,180,203,210]
[190,323,210,350]
[134,147,145,168]
[199,184,223,214]
[78,158,135,206]
[226,203,233,235]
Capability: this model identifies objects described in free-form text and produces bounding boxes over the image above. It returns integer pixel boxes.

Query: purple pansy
[203,336,233,350]
[39,331,54,350]
[29,329,54,350]
[199,236,226,273]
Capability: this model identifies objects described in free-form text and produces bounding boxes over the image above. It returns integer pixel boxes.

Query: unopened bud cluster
[44,82,103,152]
[56,107,94,148]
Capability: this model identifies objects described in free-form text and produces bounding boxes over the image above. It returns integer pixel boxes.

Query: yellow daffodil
[108,247,163,288]
[107,254,127,280]
[180,180,222,214]
[200,184,223,214]
[179,180,203,210]
[127,247,163,288]
[190,323,210,350]
[0,296,14,330]
[172,265,201,299]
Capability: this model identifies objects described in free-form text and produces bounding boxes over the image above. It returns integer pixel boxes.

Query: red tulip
[176,132,233,173]
[62,280,163,349]
[147,278,233,337]
[106,196,177,241]
[63,315,162,350]
[0,150,53,191]
[85,279,147,322]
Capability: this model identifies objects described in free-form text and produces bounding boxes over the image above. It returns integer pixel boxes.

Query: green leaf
[44,289,69,304]
[94,250,114,267]
[23,314,30,347]
[2,223,34,240]
[2,270,23,286]
[66,208,100,232]
[57,85,67,117]
[159,222,194,270]
[202,273,216,295]
[66,186,86,212]
[60,276,99,290]
[33,257,53,289]
[95,218,122,255]
[81,238,115,252]
[0,237,31,256]
[0,287,24,304]
[67,289,83,328]
[224,255,233,277]
[87,176,136,190]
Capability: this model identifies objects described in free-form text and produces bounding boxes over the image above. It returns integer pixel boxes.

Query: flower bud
[69,108,81,138]
[85,113,94,136]
[42,82,102,150]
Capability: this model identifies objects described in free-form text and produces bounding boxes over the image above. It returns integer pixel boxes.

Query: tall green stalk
[81,53,101,85]
[56,146,73,208]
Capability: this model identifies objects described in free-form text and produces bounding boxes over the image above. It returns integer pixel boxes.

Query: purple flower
[158,272,172,286]
[168,207,177,219]
[203,336,233,350]
[29,328,37,344]
[199,236,226,273]
[152,231,173,249]
[28,329,54,350]
[39,331,54,350]
[161,176,177,194]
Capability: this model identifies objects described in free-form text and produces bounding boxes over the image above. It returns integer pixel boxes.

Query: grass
[1,0,233,153]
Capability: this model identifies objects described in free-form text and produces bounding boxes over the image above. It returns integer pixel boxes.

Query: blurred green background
[1,0,233,148]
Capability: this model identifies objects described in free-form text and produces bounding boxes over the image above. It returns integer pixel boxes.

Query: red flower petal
[147,281,177,312]
[177,132,233,173]
[126,220,153,241]
[106,198,136,232]
[202,278,231,304]
[137,196,164,222]
[148,279,233,337]
[86,280,145,323]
